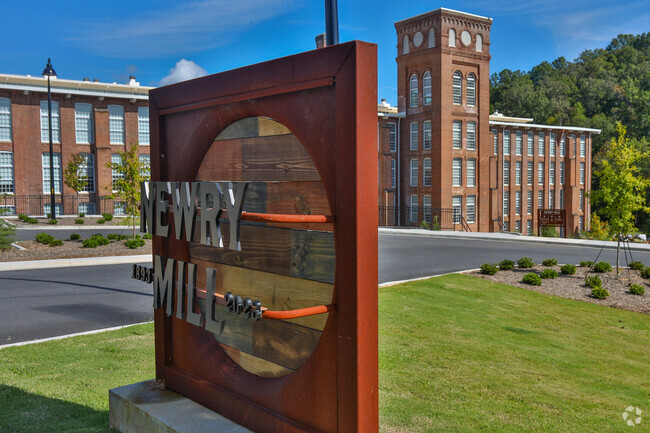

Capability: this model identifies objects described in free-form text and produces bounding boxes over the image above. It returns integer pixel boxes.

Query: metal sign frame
[148,41,378,432]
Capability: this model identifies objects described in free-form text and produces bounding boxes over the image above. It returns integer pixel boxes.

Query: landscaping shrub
[69,233,81,240]
[17,214,28,221]
[541,226,558,237]
[420,220,430,230]
[522,273,542,286]
[82,238,99,248]
[593,261,612,273]
[560,264,577,275]
[579,260,594,268]
[107,233,119,240]
[48,239,63,247]
[641,267,650,279]
[35,233,55,245]
[629,284,645,295]
[48,219,58,225]
[498,259,515,271]
[124,238,146,249]
[26,217,38,224]
[585,275,602,289]
[0,219,15,250]
[591,287,610,299]
[101,213,114,221]
[89,234,110,246]
[75,218,84,224]
[97,219,106,224]
[540,269,558,279]
[480,263,499,275]
[629,261,645,271]
[142,232,152,240]
[78,213,85,218]
[542,258,558,267]
[517,257,534,269]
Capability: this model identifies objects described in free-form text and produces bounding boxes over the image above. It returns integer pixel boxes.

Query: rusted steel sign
[146,41,378,432]
[538,209,566,226]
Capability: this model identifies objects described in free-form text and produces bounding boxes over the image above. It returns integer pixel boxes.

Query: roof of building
[490,112,533,124]
[395,7,492,26]
[0,73,152,101]
[489,119,601,134]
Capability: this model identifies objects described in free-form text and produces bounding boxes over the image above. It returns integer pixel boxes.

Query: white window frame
[78,153,95,193]
[527,161,533,186]
[449,29,456,48]
[503,191,509,215]
[503,160,510,186]
[42,153,62,194]
[0,98,11,142]
[549,190,554,209]
[452,71,462,104]
[549,133,556,157]
[452,120,461,149]
[452,195,462,224]
[527,132,533,156]
[549,162,555,185]
[108,105,125,145]
[0,151,14,193]
[423,120,432,150]
[527,219,532,235]
[410,159,418,187]
[388,122,397,152]
[538,162,544,185]
[515,191,521,215]
[467,159,476,187]
[527,190,532,214]
[75,103,94,144]
[492,129,498,155]
[560,162,565,185]
[467,73,476,107]
[452,158,462,186]
[503,130,510,155]
[515,161,521,186]
[580,134,586,158]
[467,122,476,151]
[410,122,418,151]
[139,154,151,179]
[40,100,60,143]
[423,195,432,222]
[538,132,545,157]
[538,190,543,209]
[423,71,432,105]
[580,162,585,184]
[515,131,522,155]
[111,153,124,192]
[410,194,418,223]
[423,158,431,187]
[560,136,565,157]
[138,106,150,145]
[410,74,418,108]
[580,189,584,211]
[466,195,476,223]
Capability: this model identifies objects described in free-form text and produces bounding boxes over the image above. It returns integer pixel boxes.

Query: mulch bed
[2,238,151,262]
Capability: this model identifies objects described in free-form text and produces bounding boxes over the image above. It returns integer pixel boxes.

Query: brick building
[0,73,152,216]
[378,8,600,235]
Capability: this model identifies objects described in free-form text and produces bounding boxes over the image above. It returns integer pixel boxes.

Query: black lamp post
[42,59,57,220]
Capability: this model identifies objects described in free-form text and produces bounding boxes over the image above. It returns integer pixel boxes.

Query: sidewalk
[379,227,650,252]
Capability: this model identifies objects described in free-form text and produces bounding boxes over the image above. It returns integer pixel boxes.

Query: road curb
[379,228,650,252]
[0,254,152,272]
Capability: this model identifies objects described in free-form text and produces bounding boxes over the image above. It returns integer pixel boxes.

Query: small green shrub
[420,220,430,229]
[499,259,515,271]
[585,275,602,289]
[48,239,63,247]
[82,238,99,248]
[75,218,84,225]
[35,232,55,244]
[522,273,542,286]
[142,232,152,240]
[629,261,645,271]
[26,217,38,224]
[69,233,81,240]
[48,219,58,225]
[541,226,558,237]
[517,257,534,269]
[89,234,110,246]
[480,263,499,275]
[579,260,594,268]
[593,261,612,273]
[107,233,119,240]
[124,238,146,249]
[542,258,558,267]
[79,213,85,218]
[629,284,645,295]
[0,219,15,250]
[97,219,106,224]
[641,267,650,279]
[560,264,577,275]
[101,213,114,221]
[17,214,28,221]
[591,287,610,299]
[540,268,558,279]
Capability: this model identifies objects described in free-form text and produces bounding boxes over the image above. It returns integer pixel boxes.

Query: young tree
[63,154,89,216]
[591,123,650,274]
[106,143,150,237]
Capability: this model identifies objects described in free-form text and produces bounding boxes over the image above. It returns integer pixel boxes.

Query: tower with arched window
[394,8,492,231]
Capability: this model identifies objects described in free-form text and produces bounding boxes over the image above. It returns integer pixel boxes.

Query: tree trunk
[616,235,621,276]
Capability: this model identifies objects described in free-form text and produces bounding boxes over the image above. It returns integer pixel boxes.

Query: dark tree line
[490,32,650,233]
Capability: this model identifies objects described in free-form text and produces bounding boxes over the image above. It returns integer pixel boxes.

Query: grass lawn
[1,274,648,432]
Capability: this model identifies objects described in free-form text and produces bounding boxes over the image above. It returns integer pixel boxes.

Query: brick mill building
[0,73,152,216]
[377,8,599,235]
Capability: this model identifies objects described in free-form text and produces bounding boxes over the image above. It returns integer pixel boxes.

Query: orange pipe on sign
[263,304,335,320]
[240,211,334,224]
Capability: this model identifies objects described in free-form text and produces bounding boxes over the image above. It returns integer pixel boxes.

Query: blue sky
[2,0,648,105]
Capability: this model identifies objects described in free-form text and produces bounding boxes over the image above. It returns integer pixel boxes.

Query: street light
[42,58,57,220]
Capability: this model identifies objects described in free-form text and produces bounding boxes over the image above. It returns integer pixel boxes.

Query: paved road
[0,262,152,345]
[2,232,649,345]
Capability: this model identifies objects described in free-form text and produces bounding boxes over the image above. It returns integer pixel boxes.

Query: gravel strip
[471,264,649,315]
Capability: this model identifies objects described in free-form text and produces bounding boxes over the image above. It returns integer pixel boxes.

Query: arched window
[449,28,456,47]
[452,71,462,105]
[476,34,483,52]
[409,74,419,108]
[402,35,410,55]
[423,71,432,105]
[428,29,435,48]
[467,73,476,106]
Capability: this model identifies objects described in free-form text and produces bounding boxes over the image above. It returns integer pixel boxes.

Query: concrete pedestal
[109,380,253,433]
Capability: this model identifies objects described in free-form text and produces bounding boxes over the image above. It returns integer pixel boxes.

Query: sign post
[144,41,378,432]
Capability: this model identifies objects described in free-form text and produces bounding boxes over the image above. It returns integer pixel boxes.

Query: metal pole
[325,0,339,46]
[47,74,56,220]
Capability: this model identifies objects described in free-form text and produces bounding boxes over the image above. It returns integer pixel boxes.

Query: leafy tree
[64,154,89,215]
[0,218,15,250]
[590,123,650,274]
[106,143,150,237]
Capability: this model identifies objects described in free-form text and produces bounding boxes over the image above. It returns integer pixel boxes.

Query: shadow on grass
[0,384,117,433]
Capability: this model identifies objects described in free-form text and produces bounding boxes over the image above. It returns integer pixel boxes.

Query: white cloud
[67,0,301,59]
[159,59,208,86]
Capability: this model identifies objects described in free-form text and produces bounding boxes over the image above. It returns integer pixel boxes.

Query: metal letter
[155,182,171,238]
[140,182,155,234]
[204,267,224,335]
[153,255,176,316]
[171,182,199,241]
[200,182,223,248]
[185,263,203,327]
[175,260,186,320]
[222,182,248,251]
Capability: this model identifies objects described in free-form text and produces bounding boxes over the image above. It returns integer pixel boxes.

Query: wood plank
[258,117,292,137]
[220,344,293,378]
[251,319,322,370]
[196,139,243,181]
[290,230,335,284]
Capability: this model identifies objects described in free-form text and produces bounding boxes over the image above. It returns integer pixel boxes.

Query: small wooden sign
[538,209,566,226]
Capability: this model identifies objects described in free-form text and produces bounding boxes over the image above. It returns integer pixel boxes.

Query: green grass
[379,274,649,433]
[0,323,154,433]
[1,276,649,432]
